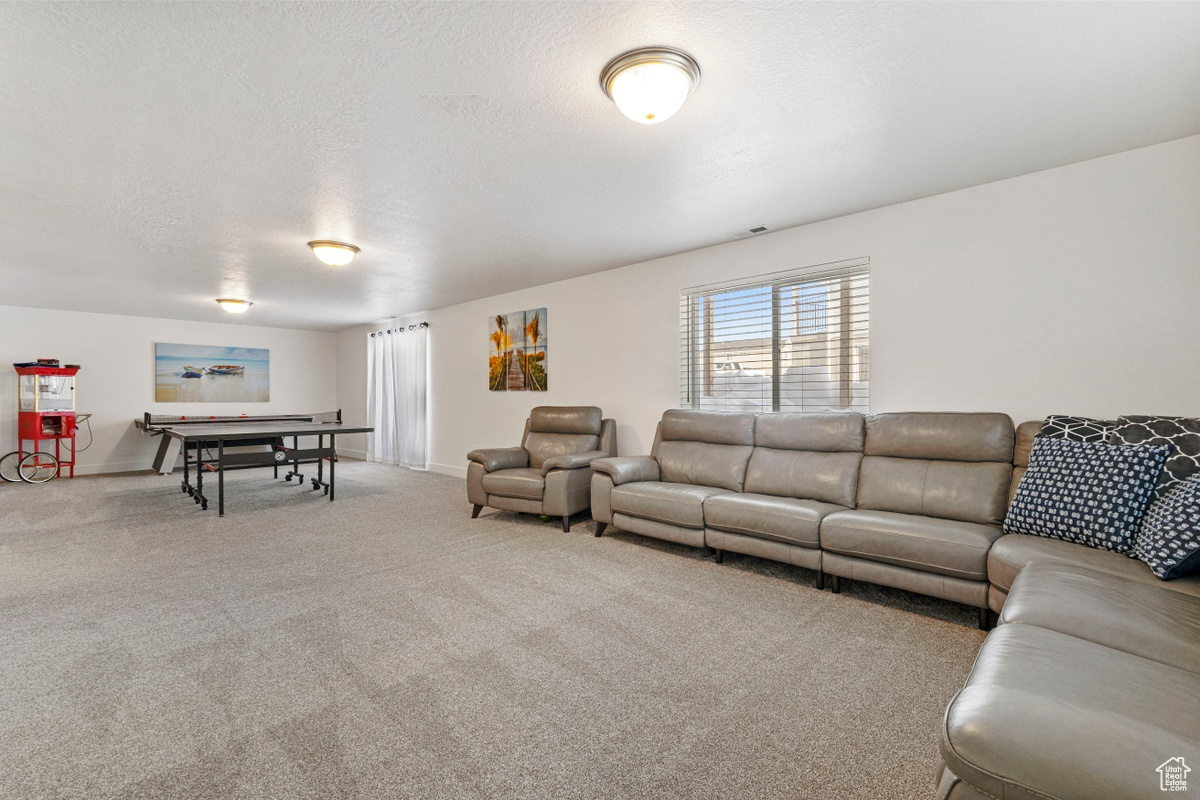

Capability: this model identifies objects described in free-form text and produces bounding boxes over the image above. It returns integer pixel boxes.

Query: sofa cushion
[1108,414,1200,498]
[857,457,1011,526]
[529,406,602,436]
[986,534,1200,597]
[610,481,732,529]
[480,467,545,500]
[941,624,1200,800]
[744,449,861,507]
[999,563,1200,674]
[523,431,600,469]
[659,409,756,445]
[704,493,844,548]
[1135,475,1200,580]
[820,510,1002,581]
[1039,414,1114,443]
[753,411,864,452]
[864,412,1014,462]
[652,410,756,492]
[1004,436,1169,554]
[654,442,754,493]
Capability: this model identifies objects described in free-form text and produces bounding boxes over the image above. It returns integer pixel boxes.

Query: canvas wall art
[488,308,547,391]
[155,343,270,402]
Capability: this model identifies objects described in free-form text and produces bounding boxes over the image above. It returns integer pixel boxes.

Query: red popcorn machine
[1,363,83,483]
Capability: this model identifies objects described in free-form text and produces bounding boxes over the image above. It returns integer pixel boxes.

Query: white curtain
[367,325,428,468]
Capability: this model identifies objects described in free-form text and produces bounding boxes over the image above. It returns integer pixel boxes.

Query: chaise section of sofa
[704,411,864,589]
[821,412,1014,627]
[590,409,756,548]
[936,561,1200,800]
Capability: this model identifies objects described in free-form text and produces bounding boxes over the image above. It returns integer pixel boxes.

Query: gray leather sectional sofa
[588,408,1200,799]
[936,562,1200,800]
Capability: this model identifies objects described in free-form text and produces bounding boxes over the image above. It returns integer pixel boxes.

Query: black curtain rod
[371,321,429,337]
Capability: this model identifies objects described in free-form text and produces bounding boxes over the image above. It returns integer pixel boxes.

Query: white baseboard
[340,449,368,461]
[428,462,467,479]
[74,461,154,476]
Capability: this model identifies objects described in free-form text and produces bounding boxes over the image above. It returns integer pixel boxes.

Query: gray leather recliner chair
[467,406,616,531]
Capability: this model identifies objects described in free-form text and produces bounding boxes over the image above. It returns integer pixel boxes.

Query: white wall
[335,321,370,459]
[336,135,1200,478]
[0,307,336,474]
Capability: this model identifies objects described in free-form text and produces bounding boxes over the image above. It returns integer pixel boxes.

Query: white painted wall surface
[0,307,336,474]
[335,323,370,459]
[338,135,1200,478]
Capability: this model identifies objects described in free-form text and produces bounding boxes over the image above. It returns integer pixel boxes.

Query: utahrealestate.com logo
[1158,758,1191,792]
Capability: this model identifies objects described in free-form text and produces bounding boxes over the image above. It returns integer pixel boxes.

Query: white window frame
[680,258,870,413]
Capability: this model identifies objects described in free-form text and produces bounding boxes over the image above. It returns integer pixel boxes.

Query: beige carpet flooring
[0,462,984,799]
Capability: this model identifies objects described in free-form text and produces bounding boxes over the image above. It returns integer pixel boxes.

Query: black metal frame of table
[157,420,373,516]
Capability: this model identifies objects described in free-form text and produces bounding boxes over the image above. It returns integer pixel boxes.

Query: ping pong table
[137,411,374,516]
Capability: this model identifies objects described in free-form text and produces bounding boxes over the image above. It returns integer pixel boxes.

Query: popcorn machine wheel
[0,365,89,484]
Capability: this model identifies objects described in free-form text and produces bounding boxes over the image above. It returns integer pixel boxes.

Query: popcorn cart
[0,365,81,483]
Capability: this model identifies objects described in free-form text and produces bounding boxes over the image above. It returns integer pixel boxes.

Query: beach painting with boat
[154,343,270,402]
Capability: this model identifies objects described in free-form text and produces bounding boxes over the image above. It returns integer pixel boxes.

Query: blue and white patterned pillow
[1135,476,1200,580]
[1004,436,1170,554]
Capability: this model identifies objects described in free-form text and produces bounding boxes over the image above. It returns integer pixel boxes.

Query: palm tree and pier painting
[489,308,547,391]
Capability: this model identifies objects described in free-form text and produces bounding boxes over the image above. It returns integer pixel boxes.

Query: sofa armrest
[467,447,529,472]
[540,450,608,476]
[589,456,660,485]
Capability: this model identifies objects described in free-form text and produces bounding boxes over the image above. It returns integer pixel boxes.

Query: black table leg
[182,440,190,494]
[315,434,324,491]
[329,434,336,503]
[218,440,225,517]
[196,445,206,510]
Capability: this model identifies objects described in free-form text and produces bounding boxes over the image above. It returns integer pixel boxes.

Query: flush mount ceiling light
[307,240,360,267]
[600,46,701,125]
[216,298,253,314]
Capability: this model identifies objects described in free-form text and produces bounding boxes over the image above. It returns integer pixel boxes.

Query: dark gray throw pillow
[1108,415,1200,499]
[1004,436,1169,554]
[1135,475,1200,580]
[1040,414,1114,443]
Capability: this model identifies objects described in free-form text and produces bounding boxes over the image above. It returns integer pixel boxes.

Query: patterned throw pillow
[1004,436,1170,554]
[1135,476,1200,580]
[1040,415,1114,443]
[1108,416,1200,499]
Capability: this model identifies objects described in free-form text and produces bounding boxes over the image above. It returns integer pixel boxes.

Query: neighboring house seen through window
[680,258,869,413]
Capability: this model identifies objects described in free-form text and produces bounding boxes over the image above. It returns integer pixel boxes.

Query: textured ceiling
[1,1,1198,331]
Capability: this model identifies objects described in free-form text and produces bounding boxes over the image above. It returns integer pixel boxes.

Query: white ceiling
[1,2,1198,332]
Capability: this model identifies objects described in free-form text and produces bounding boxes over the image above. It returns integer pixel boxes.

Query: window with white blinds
[680,258,869,413]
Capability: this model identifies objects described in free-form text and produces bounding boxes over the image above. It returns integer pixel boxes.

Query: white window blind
[680,258,869,413]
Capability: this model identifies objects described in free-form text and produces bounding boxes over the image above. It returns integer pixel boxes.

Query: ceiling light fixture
[216,298,253,314]
[307,240,360,267]
[600,46,701,125]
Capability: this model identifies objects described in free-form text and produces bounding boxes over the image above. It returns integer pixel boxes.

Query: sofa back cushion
[858,412,1015,525]
[864,412,1014,462]
[744,412,864,506]
[652,410,756,492]
[523,406,603,469]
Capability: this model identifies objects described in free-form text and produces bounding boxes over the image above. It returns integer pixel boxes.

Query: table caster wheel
[324,487,329,496]
[284,475,291,482]
[201,501,208,511]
